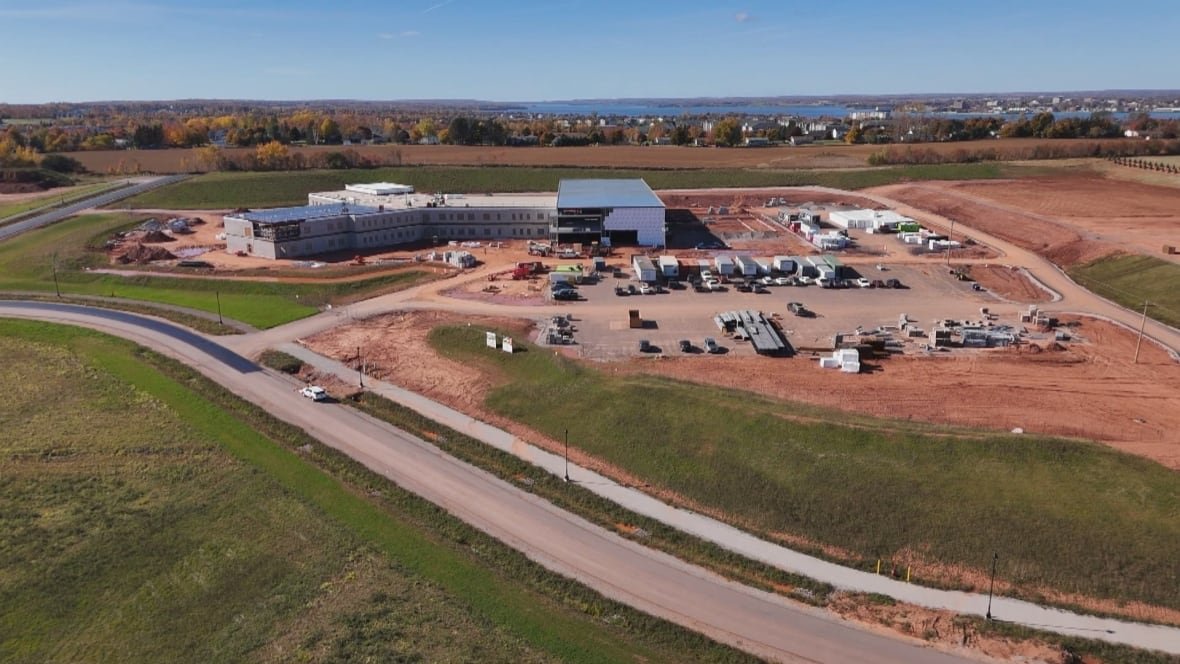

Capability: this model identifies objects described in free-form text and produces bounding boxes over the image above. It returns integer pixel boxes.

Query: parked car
[667,280,685,290]
[700,269,714,282]
[627,284,639,295]
[678,339,693,353]
[638,339,657,353]
[797,276,813,286]
[706,280,726,292]
[735,282,753,292]
[773,276,792,286]
[703,337,722,354]
[615,286,629,296]
[856,277,872,288]
[758,275,774,286]
[300,386,328,401]
[553,289,580,301]
[694,282,711,293]
[885,278,903,289]
[639,283,655,295]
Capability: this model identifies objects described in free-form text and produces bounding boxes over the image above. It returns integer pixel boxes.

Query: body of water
[518,101,1180,121]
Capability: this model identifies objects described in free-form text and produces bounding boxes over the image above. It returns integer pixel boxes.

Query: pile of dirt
[116,243,175,264]
[138,229,174,243]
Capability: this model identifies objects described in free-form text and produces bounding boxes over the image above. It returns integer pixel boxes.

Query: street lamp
[357,345,364,388]
[563,428,570,482]
[52,252,61,298]
[215,290,223,326]
[986,551,999,620]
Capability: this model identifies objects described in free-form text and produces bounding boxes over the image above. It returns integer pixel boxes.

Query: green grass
[0,320,754,664]
[429,325,1180,612]
[1069,254,1180,329]
[124,163,1030,209]
[0,180,126,224]
[0,212,432,328]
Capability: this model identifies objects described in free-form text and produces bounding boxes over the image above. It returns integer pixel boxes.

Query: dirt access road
[0,301,978,664]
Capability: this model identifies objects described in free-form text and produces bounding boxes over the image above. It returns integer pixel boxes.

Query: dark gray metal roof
[240,203,377,224]
[557,179,664,209]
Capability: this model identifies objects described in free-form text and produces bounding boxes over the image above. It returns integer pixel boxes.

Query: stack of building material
[819,348,861,373]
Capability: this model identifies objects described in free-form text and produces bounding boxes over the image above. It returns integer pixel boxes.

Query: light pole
[215,290,223,326]
[986,551,999,620]
[52,252,61,298]
[357,345,364,388]
[563,428,570,482]
[1133,300,1150,363]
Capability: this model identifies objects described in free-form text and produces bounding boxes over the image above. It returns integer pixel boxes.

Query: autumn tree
[255,140,289,170]
[712,118,743,146]
[318,118,342,144]
[844,123,864,144]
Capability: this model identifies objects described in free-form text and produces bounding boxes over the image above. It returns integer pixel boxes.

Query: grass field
[121,163,1030,209]
[0,320,752,664]
[1069,254,1180,329]
[430,325,1180,611]
[0,212,432,328]
[0,180,126,224]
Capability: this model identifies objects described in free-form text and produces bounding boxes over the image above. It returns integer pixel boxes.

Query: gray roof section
[239,203,378,224]
[557,179,664,209]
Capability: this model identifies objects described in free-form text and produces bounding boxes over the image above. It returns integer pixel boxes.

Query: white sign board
[502,336,513,354]
[486,331,497,348]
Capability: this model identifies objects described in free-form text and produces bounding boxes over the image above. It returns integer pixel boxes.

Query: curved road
[0,174,188,242]
[0,301,977,664]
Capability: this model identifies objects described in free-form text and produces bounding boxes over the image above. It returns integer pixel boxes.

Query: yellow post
[906,567,911,583]
[876,559,881,575]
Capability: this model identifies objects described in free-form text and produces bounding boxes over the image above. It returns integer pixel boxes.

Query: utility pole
[215,290,223,326]
[52,252,61,298]
[986,551,999,620]
[357,345,364,388]
[563,428,570,482]
[1133,301,1149,363]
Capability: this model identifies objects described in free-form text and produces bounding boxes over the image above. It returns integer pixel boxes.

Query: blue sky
[1,0,1177,103]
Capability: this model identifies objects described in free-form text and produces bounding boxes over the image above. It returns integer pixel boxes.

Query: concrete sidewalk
[281,342,1180,656]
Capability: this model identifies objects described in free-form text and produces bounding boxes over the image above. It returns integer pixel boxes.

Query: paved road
[0,301,978,664]
[0,174,188,242]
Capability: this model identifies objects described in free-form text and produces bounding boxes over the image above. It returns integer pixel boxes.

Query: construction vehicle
[351,255,368,266]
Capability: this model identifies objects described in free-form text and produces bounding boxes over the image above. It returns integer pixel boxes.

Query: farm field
[1070,254,1180,329]
[67,138,1151,174]
[0,320,748,664]
[421,324,1180,614]
[0,212,433,328]
[121,163,1038,210]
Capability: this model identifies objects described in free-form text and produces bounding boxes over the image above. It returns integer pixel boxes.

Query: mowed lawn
[0,321,751,664]
[431,325,1180,611]
[0,180,127,224]
[0,212,430,328]
[122,163,1025,209]
[1069,254,1180,329]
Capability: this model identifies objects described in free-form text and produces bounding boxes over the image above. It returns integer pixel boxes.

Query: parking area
[549,262,1003,361]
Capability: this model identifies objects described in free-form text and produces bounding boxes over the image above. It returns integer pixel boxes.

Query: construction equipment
[351,255,368,266]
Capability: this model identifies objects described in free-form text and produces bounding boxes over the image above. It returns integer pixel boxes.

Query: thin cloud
[378,32,395,39]
[734,11,752,22]
[422,0,456,14]
[401,30,420,37]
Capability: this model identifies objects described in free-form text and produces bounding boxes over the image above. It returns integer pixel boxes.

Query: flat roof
[311,190,556,210]
[557,179,664,209]
[237,203,377,224]
[345,182,414,195]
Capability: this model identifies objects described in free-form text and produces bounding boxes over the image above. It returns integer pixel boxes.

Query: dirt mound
[136,229,174,243]
[116,243,175,264]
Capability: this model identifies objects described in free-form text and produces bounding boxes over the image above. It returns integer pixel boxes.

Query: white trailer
[713,255,735,276]
[772,256,797,274]
[632,256,657,282]
[733,255,760,277]
[657,255,679,278]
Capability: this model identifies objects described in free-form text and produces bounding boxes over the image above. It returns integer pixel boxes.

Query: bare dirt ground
[870,177,1180,267]
[965,265,1054,303]
[632,315,1180,467]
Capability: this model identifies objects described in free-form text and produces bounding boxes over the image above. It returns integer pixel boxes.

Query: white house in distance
[828,209,916,232]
